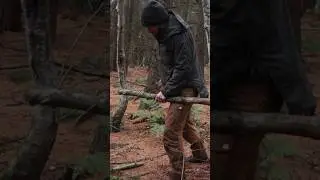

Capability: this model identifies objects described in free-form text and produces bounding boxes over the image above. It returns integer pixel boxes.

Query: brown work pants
[163,88,205,176]
[213,82,283,180]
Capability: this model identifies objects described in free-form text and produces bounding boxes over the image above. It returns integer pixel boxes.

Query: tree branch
[25,88,108,115]
[0,62,109,78]
[118,89,210,105]
[213,111,320,139]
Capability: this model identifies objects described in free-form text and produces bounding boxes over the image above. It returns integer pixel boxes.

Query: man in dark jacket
[141,0,209,179]
[212,0,317,179]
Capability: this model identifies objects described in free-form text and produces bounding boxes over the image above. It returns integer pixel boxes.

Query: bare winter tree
[111,0,129,132]
[200,0,210,63]
[1,0,59,179]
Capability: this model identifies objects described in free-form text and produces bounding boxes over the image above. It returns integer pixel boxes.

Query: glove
[199,86,209,98]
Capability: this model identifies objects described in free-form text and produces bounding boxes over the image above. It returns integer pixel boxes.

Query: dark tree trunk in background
[50,0,58,44]
[0,0,22,32]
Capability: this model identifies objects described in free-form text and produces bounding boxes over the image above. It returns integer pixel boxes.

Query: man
[141,0,209,179]
[212,0,317,179]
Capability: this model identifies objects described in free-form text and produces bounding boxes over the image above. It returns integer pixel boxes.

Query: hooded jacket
[141,0,209,98]
[212,0,316,115]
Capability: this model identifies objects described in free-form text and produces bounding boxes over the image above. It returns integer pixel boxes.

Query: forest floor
[0,13,108,179]
[109,66,210,180]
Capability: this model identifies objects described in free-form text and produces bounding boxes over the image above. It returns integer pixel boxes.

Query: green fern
[149,110,165,124]
[139,98,161,110]
[72,152,107,179]
[132,110,152,119]
[191,105,203,127]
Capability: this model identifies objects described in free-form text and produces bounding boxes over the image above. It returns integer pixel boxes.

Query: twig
[0,63,109,78]
[111,162,144,171]
[58,2,107,87]
[132,117,148,124]
[110,153,166,164]
[181,157,185,180]
[74,104,98,127]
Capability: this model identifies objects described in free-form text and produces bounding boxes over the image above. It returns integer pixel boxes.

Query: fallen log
[213,111,320,139]
[25,89,108,115]
[118,89,210,105]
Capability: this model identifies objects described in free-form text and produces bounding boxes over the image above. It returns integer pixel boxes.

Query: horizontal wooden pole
[212,111,320,139]
[118,89,210,105]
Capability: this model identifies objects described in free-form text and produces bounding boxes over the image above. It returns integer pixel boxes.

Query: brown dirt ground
[110,66,210,180]
[0,14,107,179]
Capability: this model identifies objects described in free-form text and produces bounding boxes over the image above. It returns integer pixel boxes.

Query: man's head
[141,0,169,36]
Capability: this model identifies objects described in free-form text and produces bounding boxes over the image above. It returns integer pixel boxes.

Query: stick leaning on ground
[118,89,210,106]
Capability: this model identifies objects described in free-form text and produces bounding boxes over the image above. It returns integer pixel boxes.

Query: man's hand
[155,91,166,103]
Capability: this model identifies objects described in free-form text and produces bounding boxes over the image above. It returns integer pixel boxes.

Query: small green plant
[150,123,165,136]
[135,77,147,84]
[71,152,107,180]
[110,176,121,180]
[149,110,165,124]
[302,35,320,53]
[257,135,299,180]
[190,105,203,127]
[138,98,160,110]
[132,110,152,119]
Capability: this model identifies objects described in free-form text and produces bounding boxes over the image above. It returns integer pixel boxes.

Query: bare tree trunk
[0,0,22,32]
[126,0,135,67]
[200,0,210,64]
[111,0,129,132]
[0,0,59,179]
[196,21,205,77]
[144,43,161,93]
[110,1,118,71]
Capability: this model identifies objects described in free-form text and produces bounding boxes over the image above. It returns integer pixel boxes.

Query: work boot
[185,141,209,163]
[168,170,185,180]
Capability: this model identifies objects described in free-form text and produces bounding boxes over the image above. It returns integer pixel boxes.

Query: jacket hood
[141,0,170,26]
[156,11,190,42]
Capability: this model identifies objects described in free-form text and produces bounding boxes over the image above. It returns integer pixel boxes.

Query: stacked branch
[25,88,108,115]
[213,111,320,140]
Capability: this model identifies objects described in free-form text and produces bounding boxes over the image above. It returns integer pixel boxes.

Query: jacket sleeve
[161,35,192,97]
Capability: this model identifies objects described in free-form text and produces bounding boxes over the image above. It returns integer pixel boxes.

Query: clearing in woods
[110,66,210,179]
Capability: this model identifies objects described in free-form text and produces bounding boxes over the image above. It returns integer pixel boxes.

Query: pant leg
[181,88,203,145]
[163,94,192,174]
[212,83,283,180]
